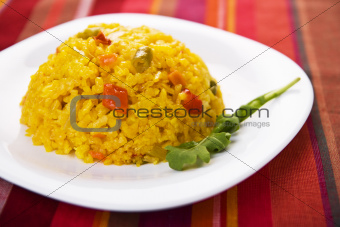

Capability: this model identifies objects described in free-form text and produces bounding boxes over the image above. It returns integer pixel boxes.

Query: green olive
[76,27,101,39]
[210,80,217,95]
[132,46,153,73]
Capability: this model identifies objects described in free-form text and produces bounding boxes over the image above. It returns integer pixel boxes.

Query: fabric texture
[0,0,339,226]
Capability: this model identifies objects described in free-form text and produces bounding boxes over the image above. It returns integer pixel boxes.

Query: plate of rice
[0,13,313,211]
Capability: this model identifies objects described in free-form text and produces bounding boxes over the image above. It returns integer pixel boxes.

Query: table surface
[0,0,339,226]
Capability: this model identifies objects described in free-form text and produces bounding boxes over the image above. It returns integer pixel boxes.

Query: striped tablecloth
[0,0,339,226]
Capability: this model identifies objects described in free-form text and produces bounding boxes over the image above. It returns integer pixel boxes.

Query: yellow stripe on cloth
[93,211,110,227]
[0,0,9,10]
[226,0,236,33]
[227,186,238,227]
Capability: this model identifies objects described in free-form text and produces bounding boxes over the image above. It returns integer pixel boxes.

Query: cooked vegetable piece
[94,31,112,45]
[180,89,202,114]
[103,84,128,114]
[93,133,107,138]
[166,77,301,170]
[168,70,187,86]
[76,27,101,39]
[146,145,167,161]
[210,81,217,95]
[132,46,153,73]
[98,53,118,66]
[89,150,105,160]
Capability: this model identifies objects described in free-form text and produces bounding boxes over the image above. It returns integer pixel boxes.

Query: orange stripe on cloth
[226,0,236,33]
[226,186,238,227]
[205,0,218,27]
[0,0,9,11]
[191,197,214,227]
[150,0,162,14]
[92,211,110,227]
[159,0,178,17]
[42,0,67,29]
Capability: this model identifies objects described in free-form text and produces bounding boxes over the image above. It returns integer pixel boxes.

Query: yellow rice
[20,23,225,166]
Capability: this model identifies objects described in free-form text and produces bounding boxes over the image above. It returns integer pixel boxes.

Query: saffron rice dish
[20,24,224,166]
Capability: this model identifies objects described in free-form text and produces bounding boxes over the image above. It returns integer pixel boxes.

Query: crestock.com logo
[70,95,122,132]
[70,95,270,132]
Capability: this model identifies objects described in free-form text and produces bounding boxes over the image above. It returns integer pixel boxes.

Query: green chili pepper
[76,27,101,39]
[235,77,301,122]
[132,46,153,73]
[210,80,217,95]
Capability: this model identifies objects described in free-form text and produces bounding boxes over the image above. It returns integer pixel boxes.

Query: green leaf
[212,114,240,134]
[165,132,231,170]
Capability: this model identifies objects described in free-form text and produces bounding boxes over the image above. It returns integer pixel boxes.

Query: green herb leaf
[212,114,240,134]
[165,132,231,170]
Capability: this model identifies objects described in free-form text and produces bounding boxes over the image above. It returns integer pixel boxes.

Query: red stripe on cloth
[238,166,273,227]
[108,212,139,227]
[0,178,13,214]
[269,124,327,226]
[175,0,206,24]
[0,186,59,226]
[90,0,124,15]
[220,191,227,227]
[0,0,40,50]
[212,194,223,227]
[255,0,296,61]
[121,0,153,13]
[139,205,191,227]
[235,0,255,39]
[50,202,96,227]
[234,0,273,225]
[42,0,67,29]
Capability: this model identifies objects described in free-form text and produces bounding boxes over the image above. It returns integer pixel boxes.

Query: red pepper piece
[103,84,128,114]
[181,88,202,114]
[94,31,112,45]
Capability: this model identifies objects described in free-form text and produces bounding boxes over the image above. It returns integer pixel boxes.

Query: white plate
[0,13,313,211]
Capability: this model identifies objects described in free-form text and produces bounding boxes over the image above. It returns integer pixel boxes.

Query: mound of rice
[20,23,224,166]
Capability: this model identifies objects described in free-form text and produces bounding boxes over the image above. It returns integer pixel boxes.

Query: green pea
[210,80,217,95]
[76,27,101,39]
[132,46,153,73]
